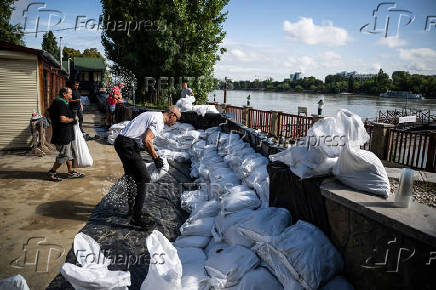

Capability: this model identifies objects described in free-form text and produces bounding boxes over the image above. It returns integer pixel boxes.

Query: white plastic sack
[204,246,259,288]
[0,275,30,290]
[192,105,219,117]
[220,189,261,214]
[212,208,255,242]
[145,158,170,182]
[176,95,196,112]
[306,109,369,158]
[173,235,211,248]
[189,200,220,221]
[253,178,270,208]
[180,217,215,236]
[72,124,93,168]
[60,232,131,290]
[175,247,208,290]
[107,121,130,145]
[270,146,337,179]
[333,144,390,198]
[253,220,343,290]
[141,230,182,290]
[236,207,292,247]
[181,190,209,213]
[205,239,230,258]
[234,267,283,290]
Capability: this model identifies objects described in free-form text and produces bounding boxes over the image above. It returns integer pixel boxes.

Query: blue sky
[11,0,436,81]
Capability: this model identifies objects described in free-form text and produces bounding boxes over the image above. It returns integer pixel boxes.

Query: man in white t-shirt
[114,105,181,227]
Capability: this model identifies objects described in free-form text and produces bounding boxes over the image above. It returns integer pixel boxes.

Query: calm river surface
[208,90,436,119]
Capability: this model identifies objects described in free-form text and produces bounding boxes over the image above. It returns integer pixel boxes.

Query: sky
[10,0,436,81]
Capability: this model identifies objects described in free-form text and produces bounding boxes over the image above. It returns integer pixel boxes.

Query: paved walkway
[0,106,124,290]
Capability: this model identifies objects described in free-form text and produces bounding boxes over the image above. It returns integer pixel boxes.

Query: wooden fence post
[370,122,395,160]
[425,132,436,172]
[271,111,281,136]
[243,106,252,127]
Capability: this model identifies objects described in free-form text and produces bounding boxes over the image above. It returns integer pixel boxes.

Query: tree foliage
[1,0,24,46]
[42,31,59,60]
[63,47,103,59]
[100,0,229,104]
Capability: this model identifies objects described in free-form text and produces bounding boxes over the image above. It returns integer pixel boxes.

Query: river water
[208,90,436,119]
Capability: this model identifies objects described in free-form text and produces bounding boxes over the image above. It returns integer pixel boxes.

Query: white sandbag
[173,235,211,248]
[176,247,208,290]
[145,158,170,182]
[209,167,241,194]
[189,200,220,220]
[234,267,283,290]
[253,177,270,208]
[205,239,230,258]
[180,217,215,236]
[270,146,337,179]
[220,189,261,214]
[204,246,259,288]
[72,123,93,168]
[192,105,219,117]
[0,275,30,290]
[181,190,209,213]
[320,276,354,290]
[141,230,182,290]
[333,143,390,198]
[212,208,255,242]
[239,155,269,179]
[253,220,343,290]
[244,166,268,189]
[176,95,195,112]
[236,207,292,247]
[158,149,190,162]
[60,232,131,290]
[306,109,369,158]
[107,121,130,145]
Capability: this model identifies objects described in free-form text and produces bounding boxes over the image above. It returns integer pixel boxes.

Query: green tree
[101,0,229,104]
[42,31,59,60]
[1,0,24,45]
[82,48,103,58]
[62,47,82,60]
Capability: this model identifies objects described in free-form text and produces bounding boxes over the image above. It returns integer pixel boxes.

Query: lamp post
[59,36,63,68]
[317,98,324,116]
[247,94,251,106]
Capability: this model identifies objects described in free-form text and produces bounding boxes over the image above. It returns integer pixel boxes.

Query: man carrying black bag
[114,105,181,227]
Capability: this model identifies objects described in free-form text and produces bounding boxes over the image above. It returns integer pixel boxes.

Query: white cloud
[398,48,436,71]
[283,17,349,46]
[377,37,407,48]
[284,56,315,73]
[230,49,258,62]
[372,63,382,71]
[321,51,342,60]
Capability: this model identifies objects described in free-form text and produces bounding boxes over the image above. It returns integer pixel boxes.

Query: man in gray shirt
[181,80,194,99]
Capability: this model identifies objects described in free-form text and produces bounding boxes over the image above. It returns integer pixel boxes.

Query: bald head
[168,105,181,119]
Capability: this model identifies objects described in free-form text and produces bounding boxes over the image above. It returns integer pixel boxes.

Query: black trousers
[72,109,84,132]
[114,135,151,219]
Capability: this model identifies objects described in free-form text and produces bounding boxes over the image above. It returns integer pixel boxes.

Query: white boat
[380,91,422,99]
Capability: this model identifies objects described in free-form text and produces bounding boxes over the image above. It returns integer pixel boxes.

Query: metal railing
[225,105,244,124]
[386,129,431,169]
[277,112,314,139]
[249,109,273,134]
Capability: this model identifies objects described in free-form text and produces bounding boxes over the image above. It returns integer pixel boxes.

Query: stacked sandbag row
[175,95,219,116]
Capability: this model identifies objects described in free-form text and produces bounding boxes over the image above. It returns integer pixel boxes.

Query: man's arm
[59,115,74,123]
[142,129,158,159]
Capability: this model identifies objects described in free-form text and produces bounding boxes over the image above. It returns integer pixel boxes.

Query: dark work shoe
[129,215,156,229]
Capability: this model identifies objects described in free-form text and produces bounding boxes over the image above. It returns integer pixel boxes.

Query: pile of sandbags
[137,123,353,290]
[175,95,219,116]
[270,109,391,198]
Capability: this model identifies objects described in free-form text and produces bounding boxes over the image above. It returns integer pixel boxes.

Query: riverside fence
[209,103,436,172]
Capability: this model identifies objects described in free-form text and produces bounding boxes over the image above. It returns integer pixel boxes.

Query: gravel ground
[389,178,436,208]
